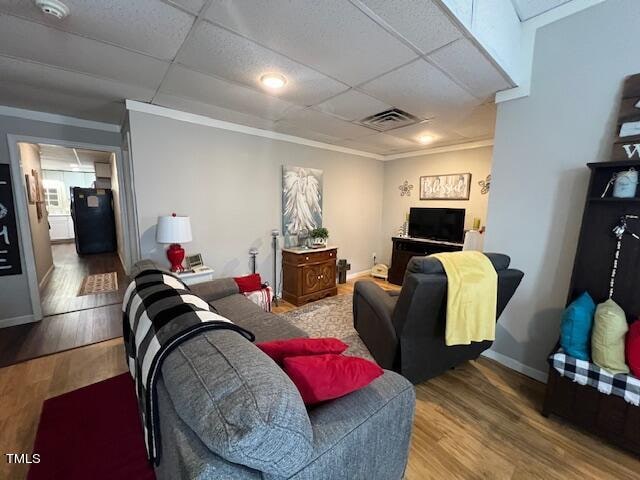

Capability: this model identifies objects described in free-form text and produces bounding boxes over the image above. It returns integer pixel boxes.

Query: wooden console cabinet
[388,236,463,285]
[282,247,337,306]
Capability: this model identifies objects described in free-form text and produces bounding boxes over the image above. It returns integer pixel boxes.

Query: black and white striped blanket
[122,269,254,464]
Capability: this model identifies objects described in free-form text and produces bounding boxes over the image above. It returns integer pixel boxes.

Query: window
[44,187,59,207]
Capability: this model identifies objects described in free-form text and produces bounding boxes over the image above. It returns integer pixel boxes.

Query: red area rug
[28,374,155,480]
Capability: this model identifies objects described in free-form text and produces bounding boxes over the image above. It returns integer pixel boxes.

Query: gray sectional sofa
[131,263,416,480]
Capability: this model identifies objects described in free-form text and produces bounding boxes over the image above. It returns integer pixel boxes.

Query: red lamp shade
[156,214,192,272]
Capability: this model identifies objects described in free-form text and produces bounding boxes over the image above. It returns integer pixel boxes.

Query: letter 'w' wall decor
[614,74,640,161]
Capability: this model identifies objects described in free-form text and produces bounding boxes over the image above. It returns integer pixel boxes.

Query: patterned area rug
[78,272,118,296]
[280,294,374,362]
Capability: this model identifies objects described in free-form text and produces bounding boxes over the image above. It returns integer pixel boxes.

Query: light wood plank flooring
[1,277,638,480]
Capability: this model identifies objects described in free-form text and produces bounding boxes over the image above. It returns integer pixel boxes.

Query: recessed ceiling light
[417,134,434,145]
[260,73,287,90]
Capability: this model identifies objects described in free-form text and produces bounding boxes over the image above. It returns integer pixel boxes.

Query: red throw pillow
[626,320,640,378]
[233,273,262,293]
[282,354,383,405]
[256,338,348,364]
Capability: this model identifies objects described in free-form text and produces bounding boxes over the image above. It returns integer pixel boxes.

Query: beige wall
[128,111,384,287]
[380,146,493,264]
[485,0,640,377]
[18,142,52,287]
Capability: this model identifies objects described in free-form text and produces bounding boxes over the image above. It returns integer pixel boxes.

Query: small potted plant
[310,227,329,247]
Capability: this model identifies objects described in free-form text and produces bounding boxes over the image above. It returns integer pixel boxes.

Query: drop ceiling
[0,0,523,155]
[38,144,111,172]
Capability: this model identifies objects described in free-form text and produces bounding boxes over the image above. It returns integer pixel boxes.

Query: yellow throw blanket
[431,251,498,346]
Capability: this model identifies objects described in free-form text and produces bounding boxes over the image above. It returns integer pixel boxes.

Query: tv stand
[388,236,463,285]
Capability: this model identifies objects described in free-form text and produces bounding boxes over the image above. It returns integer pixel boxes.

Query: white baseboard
[481,349,548,383]
[346,269,372,280]
[0,314,37,329]
[39,263,54,290]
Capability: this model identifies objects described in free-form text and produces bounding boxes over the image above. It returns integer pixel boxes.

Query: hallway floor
[0,244,127,368]
[41,243,127,317]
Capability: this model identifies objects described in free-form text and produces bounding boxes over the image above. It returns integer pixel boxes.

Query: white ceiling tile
[153,93,278,130]
[204,0,417,86]
[0,14,169,90]
[0,80,125,123]
[510,0,571,20]
[0,0,194,60]
[446,103,497,138]
[360,59,480,119]
[314,90,392,121]
[334,139,390,154]
[428,38,511,100]
[356,0,461,54]
[0,55,155,103]
[386,119,467,146]
[278,108,374,139]
[164,0,206,14]
[348,133,417,149]
[176,22,348,106]
[159,66,298,121]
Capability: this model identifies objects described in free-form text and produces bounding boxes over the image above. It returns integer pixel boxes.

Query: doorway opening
[18,142,127,318]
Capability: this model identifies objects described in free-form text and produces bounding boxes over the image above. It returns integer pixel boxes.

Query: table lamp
[156,213,192,272]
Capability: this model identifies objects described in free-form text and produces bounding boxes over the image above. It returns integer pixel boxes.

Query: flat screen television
[408,208,465,243]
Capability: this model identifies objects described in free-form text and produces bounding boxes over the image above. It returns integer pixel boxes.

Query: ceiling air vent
[357,108,420,132]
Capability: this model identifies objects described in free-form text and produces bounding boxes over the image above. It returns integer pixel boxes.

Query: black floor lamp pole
[271,229,279,306]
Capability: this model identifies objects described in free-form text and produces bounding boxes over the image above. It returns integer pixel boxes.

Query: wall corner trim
[0,105,121,132]
[481,348,549,383]
[125,100,384,160]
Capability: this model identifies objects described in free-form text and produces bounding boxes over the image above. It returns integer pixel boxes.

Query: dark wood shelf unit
[544,159,640,456]
[388,236,463,285]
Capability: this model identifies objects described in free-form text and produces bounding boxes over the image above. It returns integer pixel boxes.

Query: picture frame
[419,173,472,200]
[25,174,36,204]
[185,253,204,270]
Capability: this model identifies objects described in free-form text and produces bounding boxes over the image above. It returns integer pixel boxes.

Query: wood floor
[0,244,126,368]
[41,243,128,317]
[1,276,639,480]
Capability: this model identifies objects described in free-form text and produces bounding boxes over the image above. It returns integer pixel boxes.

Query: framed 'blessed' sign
[420,173,471,200]
[614,73,640,161]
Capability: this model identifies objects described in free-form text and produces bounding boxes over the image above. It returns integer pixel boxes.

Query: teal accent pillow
[560,292,596,360]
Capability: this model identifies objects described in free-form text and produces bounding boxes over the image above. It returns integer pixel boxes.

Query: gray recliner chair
[353,253,524,384]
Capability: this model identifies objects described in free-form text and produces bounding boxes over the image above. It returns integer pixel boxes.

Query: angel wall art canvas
[282,166,323,247]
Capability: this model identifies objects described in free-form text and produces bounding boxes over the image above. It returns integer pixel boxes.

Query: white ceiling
[0,0,524,155]
[38,144,111,172]
[510,0,572,20]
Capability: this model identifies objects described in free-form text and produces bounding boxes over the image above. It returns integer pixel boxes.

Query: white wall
[128,111,384,287]
[18,143,52,287]
[485,0,640,376]
[109,153,125,266]
[381,146,493,264]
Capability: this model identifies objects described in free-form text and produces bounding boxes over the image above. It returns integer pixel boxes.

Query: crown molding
[125,100,385,160]
[383,139,494,160]
[126,100,495,161]
[0,105,121,132]
[496,0,605,103]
